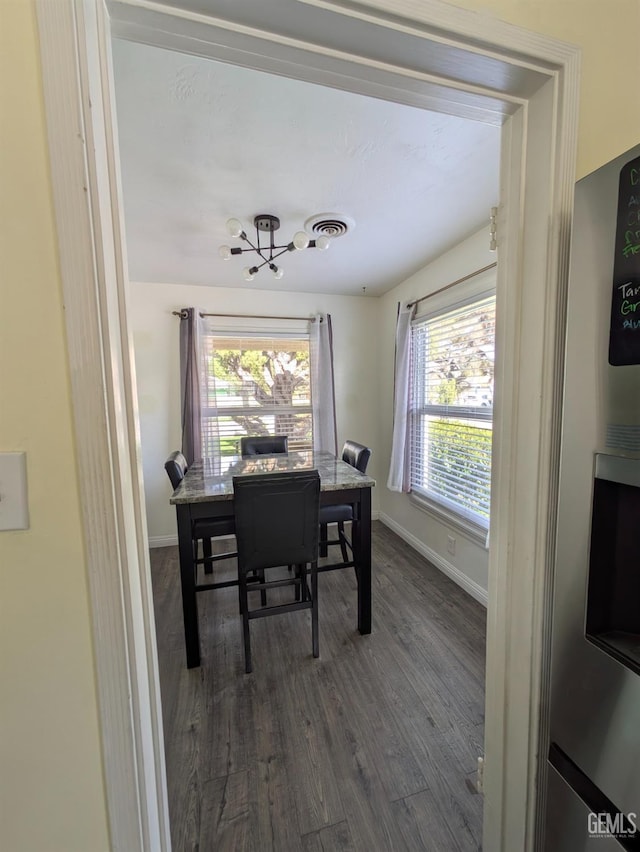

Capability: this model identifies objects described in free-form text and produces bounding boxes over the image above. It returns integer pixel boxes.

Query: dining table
[170,449,376,668]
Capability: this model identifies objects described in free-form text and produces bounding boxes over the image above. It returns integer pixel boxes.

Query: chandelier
[218,214,330,281]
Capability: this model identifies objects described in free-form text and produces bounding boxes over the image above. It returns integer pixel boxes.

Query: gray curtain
[179,307,202,465]
[387,301,414,492]
[309,313,338,455]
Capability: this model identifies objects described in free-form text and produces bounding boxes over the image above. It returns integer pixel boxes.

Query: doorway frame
[35,1,580,849]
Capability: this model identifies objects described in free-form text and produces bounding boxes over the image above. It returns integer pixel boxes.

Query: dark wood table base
[176,484,372,668]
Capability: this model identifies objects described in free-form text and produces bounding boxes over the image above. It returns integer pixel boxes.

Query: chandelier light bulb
[292,231,310,250]
[270,264,284,279]
[218,245,232,260]
[315,235,331,251]
[243,266,256,282]
[226,218,244,238]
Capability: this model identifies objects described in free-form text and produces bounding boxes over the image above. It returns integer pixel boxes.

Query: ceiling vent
[305,213,354,239]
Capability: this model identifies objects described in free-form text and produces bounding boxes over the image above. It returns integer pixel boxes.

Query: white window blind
[200,329,313,459]
[410,293,496,527]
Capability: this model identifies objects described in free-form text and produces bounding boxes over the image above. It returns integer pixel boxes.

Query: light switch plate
[0,452,29,531]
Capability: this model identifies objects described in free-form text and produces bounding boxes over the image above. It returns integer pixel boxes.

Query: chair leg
[260,569,267,607]
[319,523,328,557]
[202,537,213,574]
[239,570,252,674]
[338,521,349,563]
[311,561,319,659]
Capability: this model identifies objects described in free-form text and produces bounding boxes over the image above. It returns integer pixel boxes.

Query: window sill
[409,491,489,548]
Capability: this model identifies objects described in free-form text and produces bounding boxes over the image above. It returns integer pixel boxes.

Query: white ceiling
[111,37,500,296]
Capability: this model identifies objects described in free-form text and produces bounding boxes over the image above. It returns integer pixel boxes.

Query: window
[200,328,313,459]
[410,292,496,529]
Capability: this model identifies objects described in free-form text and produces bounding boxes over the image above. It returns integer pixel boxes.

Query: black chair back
[233,470,320,573]
[165,450,188,490]
[240,435,289,456]
[342,440,371,474]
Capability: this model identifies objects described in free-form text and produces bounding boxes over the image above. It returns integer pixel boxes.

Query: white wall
[128,282,380,543]
[377,227,495,604]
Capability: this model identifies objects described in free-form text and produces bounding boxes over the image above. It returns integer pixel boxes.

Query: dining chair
[240,434,292,578]
[240,435,288,456]
[165,450,238,582]
[233,469,320,673]
[318,440,372,571]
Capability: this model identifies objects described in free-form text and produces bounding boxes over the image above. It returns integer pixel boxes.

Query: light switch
[0,452,30,531]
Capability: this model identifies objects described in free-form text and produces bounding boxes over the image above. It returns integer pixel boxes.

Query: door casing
[35,1,580,849]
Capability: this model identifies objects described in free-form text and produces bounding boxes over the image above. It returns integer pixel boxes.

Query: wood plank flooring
[150,521,486,851]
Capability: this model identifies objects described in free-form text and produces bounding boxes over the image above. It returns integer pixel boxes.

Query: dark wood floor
[150,521,486,851]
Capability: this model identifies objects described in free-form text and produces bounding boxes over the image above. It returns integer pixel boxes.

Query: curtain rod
[407,262,497,309]
[171,310,321,322]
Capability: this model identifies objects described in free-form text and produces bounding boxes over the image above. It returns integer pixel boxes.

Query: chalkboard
[609,154,640,365]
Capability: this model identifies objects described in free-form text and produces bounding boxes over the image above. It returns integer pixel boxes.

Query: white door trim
[35,1,170,849]
[36,1,579,849]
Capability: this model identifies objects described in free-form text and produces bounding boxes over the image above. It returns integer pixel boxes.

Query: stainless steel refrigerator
[544,145,640,850]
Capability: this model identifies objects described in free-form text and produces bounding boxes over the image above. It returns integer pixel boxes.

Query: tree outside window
[201,333,313,458]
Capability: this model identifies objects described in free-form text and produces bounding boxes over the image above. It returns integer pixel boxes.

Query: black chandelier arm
[270,245,296,262]
[231,246,271,263]
[286,240,319,251]
[254,248,271,266]
[231,243,292,255]
[247,255,273,274]
[251,243,315,264]
[238,232,261,254]
[250,242,317,271]
[231,243,316,269]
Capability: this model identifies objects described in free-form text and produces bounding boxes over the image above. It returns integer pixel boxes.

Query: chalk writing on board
[609,153,640,365]
[623,230,640,258]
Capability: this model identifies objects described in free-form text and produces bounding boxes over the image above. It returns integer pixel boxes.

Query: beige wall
[1,0,637,849]
[449,0,640,179]
[0,2,110,851]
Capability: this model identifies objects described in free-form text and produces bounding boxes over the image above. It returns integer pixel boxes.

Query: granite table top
[170,450,376,505]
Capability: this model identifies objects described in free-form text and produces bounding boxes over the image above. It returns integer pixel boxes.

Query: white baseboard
[378,512,488,607]
[148,534,178,548]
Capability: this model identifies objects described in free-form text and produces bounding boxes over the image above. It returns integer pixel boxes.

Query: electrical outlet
[447,534,456,555]
[477,756,485,793]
